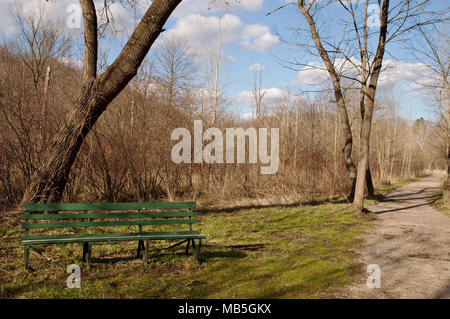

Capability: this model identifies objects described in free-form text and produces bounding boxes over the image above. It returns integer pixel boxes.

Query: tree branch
[80,0,98,81]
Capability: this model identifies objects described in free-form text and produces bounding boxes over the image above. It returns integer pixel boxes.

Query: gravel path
[345,174,450,298]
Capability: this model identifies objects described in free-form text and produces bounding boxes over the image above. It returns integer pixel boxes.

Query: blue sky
[1,0,447,121]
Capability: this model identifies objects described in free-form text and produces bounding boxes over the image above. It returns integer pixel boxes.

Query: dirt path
[345,174,450,299]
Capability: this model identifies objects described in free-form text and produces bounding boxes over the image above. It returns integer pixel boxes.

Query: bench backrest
[22,202,197,234]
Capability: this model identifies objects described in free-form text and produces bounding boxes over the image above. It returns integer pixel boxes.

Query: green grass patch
[430,177,450,217]
[0,202,372,299]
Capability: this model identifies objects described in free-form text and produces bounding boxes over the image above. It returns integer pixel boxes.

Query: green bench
[21,202,205,271]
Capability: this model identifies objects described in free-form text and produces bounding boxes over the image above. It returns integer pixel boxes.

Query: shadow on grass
[89,243,264,265]
[91,255,137,264]
[197,198,351,215]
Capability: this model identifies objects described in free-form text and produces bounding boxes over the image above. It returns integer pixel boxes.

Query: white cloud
[249,62,265,72]
[163,13,279,57]
[0,0,76,35]
[240,112,255,120]
[172,0,264,18]
[0,0,146,36]
[58,56,83,69]
[296,61,330,87]
[238,87,290,106]
[240,24,279,52]
[379,60,431,87]
[165,14,243,50]
[295,58,435,93]
[239,0,264,11]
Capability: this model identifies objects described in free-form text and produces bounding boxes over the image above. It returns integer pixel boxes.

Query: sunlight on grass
[0,202,373,299]
[430,189,450,217]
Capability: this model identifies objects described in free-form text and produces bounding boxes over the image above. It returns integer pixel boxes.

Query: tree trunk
[20,0,182,205]
[366,167,375,197]
[444,146,450,208]
[447,145,450,183]
[354,0,389,211]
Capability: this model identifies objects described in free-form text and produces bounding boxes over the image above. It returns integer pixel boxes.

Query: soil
[344,174,450,298]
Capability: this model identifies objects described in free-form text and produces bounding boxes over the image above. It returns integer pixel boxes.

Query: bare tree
[12,4,71,90]
[251,63,266,124]
[153,35,197,109]
[276,1,359,201]
[315,0,440,210]
[413,21,450,203]
[273,0,440,210]
[21,0,183,205]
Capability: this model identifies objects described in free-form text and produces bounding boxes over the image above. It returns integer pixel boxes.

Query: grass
[0,204,371,299]
[0,177,424,299]
[430,177,450,217]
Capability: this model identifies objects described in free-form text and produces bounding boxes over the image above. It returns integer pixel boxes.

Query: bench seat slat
[23,211,198,220]
[21,231,205,245]
[23,219,198,229]
[22,202,196,212]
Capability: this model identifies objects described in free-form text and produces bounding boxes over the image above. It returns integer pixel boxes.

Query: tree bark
[366,167,375,197]
[354,0,389,211]
[20,0,182,205]
[447,146,450,183]
[348,167,374,201]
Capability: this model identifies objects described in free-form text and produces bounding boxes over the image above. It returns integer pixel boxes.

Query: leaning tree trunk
[20,0,182,205]
[343,128,357,202]
[298,2,358,201]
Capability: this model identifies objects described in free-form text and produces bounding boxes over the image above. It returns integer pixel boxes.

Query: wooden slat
[21,231,205,245]
[23,219,198,229]
[23,211,198,220]
[23,231,199,241]
[22,201,196,212]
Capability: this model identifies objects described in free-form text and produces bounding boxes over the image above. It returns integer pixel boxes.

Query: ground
[0,176,442,298]
[343,174,450,298]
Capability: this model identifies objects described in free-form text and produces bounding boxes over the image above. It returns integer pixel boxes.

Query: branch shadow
[433,279,450,298]
[197,197,350,215]
[372,202,430,215]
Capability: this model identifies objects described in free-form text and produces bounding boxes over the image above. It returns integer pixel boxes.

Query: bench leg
[85,243,92,270]
[87,243,92,270]
[144,240,149,265]
[24,245,30,272]
[192,240,199,261]
[82,242,88,262]
[185,239,191,255]
[137,240,144,259]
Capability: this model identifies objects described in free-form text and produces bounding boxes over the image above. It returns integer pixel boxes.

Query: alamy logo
[366,264,381,288]
[367,4,381,28]
[66,4,82,29]
[171,120,279,174]
[66,264,81,288]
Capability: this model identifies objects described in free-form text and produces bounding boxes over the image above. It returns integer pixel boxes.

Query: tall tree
[353,0,389,210]
[294,1,360,201]
[413,22,450,204]
[286,0,438,210]
[21,0,183,205]
[251,63,266,125]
